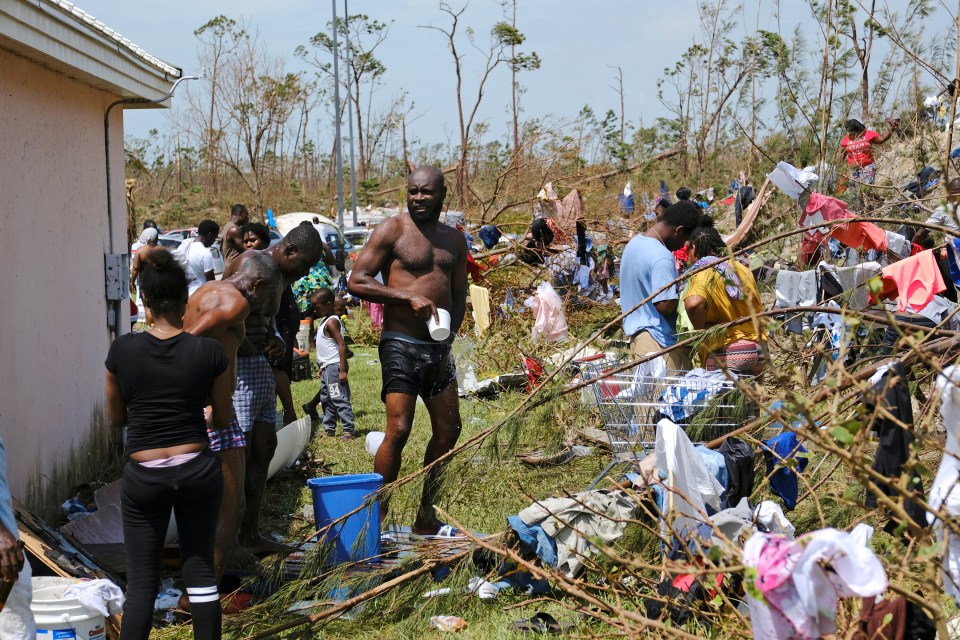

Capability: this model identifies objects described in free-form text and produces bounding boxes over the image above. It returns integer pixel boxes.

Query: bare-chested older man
[349,166,468,535]
[223,223,327,554]
[183,252,282,575]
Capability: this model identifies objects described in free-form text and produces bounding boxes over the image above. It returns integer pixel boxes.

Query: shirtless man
[224,223,328,553]
[349,166,468,535]
[183,253,282,576]
[220,204,250,271]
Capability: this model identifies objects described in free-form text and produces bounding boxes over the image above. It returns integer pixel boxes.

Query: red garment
[829,221,888,252]
[880,249,946,312]
[841,130,881,167]
[804,193,852,221]
[799,234,825,267]
[868,277,899,305]
[466,253,487,282]
[673,245,689,271]
[911,243,924,256]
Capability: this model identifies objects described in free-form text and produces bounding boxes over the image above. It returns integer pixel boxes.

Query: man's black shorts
[378,338,457,401]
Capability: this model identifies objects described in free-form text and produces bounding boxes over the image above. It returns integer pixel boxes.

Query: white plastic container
[32,582,107,640]
[296,319,311,352]
[427,309,451,341]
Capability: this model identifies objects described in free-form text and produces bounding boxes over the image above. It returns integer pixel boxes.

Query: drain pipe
[103,72,204,336]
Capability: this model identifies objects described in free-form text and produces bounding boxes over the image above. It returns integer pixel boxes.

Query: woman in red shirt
[840,118,897,187]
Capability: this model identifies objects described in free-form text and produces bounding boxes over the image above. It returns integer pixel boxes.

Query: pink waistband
[137,451,202,468]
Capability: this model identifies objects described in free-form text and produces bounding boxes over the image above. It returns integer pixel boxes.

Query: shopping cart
[582,362,755,489]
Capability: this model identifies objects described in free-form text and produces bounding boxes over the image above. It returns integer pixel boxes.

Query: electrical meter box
[105,253,130,301]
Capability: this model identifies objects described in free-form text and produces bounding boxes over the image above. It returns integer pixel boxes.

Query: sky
[73,0,948,148]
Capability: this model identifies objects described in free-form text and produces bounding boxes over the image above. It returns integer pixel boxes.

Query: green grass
[156,343,606,639]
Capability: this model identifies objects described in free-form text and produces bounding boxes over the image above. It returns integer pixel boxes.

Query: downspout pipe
[103,73,204,337]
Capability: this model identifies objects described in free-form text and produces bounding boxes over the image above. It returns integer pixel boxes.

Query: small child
[302,288,355,440]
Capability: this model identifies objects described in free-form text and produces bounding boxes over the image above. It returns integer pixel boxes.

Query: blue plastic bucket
[307,473,382,564]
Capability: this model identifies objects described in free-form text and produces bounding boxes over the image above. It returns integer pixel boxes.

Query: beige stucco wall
[0,47,130,512]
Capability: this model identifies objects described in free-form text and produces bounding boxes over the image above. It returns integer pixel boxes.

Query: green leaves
[830,418,862,446]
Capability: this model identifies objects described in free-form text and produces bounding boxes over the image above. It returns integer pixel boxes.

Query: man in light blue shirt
[0,436,35,638]
[619,201,702,370]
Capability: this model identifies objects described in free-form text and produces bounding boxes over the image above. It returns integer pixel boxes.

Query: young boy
[302,288,355,440]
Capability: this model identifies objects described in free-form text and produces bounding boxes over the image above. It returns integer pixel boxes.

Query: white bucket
[32,583,106,640]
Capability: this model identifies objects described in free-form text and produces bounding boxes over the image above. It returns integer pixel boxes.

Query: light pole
[344,0,359,227]
[330,0,345,228]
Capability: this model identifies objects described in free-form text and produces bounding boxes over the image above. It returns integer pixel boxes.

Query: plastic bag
[524,281,568,342]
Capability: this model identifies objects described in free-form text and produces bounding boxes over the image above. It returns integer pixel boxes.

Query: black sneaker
[302,403,319,420]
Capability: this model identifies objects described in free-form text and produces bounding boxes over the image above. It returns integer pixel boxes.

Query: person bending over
[683,217,766,375]
[184,253,282,576]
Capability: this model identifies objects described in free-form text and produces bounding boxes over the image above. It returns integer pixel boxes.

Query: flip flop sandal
[508,612,574,634]
[410,524,467,541]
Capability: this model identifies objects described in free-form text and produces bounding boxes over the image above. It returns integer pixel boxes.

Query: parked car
[274,212,353,255]
[343,226,372,250]
[268,230,283,247]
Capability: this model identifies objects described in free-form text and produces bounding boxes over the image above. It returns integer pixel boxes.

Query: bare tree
[213,30,306,214]
[297,14,391,182]
[192,15,246,196]
[421,1,539,208]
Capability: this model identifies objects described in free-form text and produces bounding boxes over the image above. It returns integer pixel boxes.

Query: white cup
[366,431,385,456]
[427,308,452,341]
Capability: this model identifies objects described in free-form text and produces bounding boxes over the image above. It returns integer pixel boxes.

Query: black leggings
[120,448,223,640]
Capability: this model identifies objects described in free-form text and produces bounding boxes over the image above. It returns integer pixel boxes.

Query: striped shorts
[230,354,277,433]
[705,339,765,375]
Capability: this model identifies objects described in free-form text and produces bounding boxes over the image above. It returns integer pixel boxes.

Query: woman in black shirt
[105,250,231,640]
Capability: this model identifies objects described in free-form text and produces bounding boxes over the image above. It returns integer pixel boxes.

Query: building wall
[0,47,129,514]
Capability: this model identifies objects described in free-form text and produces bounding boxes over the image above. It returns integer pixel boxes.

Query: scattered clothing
[804,193,853,225]
[469,285,491,336]
[365,301,384,329]
[762,431,809,511]
[863,362,926,527]
[696,445,730,505]
[654,419,725,535]
[743,528,887,640]
[929,366,960,604]
[478,224,502,249]
[886,230,911,259]
[62,579,125,617]
[658,369,736,423]
[775,269,817,333]
[767,162,818,199]
[513,490,636,578]
[830,220,889,253]
[525,281,568,342]
[754,501,795,538]
[881,249,946,312]
[855,595,936,640]
[817,261,883,310]
[719,437,755,507]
